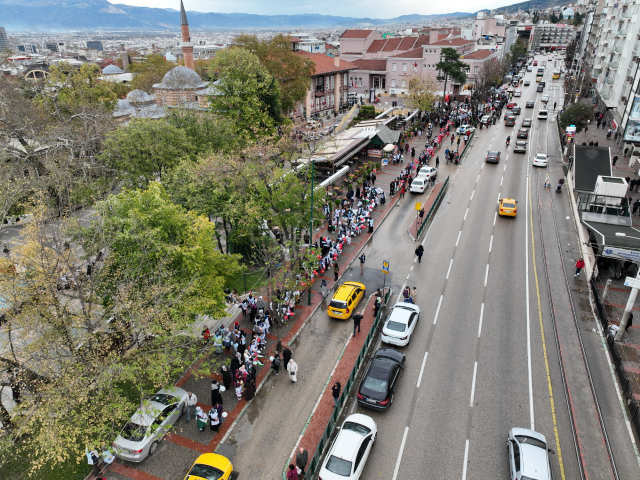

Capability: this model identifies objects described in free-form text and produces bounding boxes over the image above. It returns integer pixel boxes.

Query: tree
[99,118,192,188]
[470,57,506,121]
[550,12,559,23]
[166,109,237,158]
[436,47,470,100]
[559,102,594,132]
[573,12,583,26]
[235,33,316,115]
[207,48,283,138]
[44,62,117,112]
[407,72,438,112]
[129,54,174,93]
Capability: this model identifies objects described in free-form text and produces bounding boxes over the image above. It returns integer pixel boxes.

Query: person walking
[352,311,363,336]
[271,353,281,375]
[287,358,298,384]
[415,244,424,263]
[331,381,342,407]
[321,278,328,297]
[612,155,619,166]
[244,377,255,401]
[220,365,232,390]
[334,262,339,281]
[296,448,309,478]
[287,464,299,480]
[211,379,223,406]
[607,128,612,139]
[283,346,292,367]
[209,407,220,432]
[435,156,440,168]
[185,392,197,423]
[575,258,585,277]
[368,217,374,233]
[431,175,435,187]
[196,407,208,432]
[371,172,377,186]
[411,287,417,303]
[400,185,406,198]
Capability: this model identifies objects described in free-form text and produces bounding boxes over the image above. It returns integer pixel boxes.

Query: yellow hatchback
[328,281,366,319]
[499,198,518,217]
[184,453,234,480]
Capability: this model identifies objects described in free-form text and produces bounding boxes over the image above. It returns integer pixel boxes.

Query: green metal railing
[416,175,449,238]
[290,287,391,480]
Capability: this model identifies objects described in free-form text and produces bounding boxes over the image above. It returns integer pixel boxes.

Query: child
[235,381,244,400]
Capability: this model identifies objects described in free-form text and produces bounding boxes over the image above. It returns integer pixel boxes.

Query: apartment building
[530,23,576,51]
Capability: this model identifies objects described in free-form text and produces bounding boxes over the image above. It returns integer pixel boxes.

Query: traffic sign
[415,202,422,211]
[382,260,389,274]
[624,276,640,289]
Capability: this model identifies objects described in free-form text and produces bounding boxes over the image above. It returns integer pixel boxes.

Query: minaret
[180,0,195,71]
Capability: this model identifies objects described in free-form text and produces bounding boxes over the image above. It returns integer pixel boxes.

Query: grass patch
[0,447,90,480]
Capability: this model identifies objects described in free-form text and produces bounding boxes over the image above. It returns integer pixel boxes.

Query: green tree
[166,109,237,158]
[208,48,283,138]
[559,102,593,132]
[407,73,438,112]
[550,12,559,23]
[436,47,470,99]
[129,54,174,93]
[44,62,118,112]
[235,33,316,114]
[99,118,191,188]
[573,12,583,26]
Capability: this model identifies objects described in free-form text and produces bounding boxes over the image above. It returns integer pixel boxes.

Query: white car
[318,414,377,480]
[409,177,428,194]
[541,94,550,103]
[456,124,475,135]
[538,109,548,120]
[417,166,437,181]
[507,428,554,480]
[381,302,420,346]
[514,90,522,97]
[113,387,188,462]
[533,153,548,167]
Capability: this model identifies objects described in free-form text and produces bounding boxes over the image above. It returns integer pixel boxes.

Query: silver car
[113,387,188,462]
[507,427,554,480]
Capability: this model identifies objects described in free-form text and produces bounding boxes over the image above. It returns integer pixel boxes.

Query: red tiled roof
[414,34,430,47]
[430,38,474,46]
[366,39,387,53]
[397,36,418,50]
[287,36,303,42]
[325,43,335,50]
[340,30,376,39]
[341,52,362,55]
[461,50,495,60]
[351,59,387,71]
[390,47,424,58]
[381,38,402,51]
[297,51,359,75]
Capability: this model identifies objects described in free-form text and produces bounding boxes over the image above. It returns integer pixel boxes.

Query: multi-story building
[0,27,11,53]
[85,40,103,51]
[530,23,576,52]
[45,41,66,53]
[294,33,326,53]
[17,44,37,54]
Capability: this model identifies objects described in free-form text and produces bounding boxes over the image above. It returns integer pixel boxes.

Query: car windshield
[362,374,388,393]
[326,455,352,476]
[342,421,371,435]
[385,320,406,332]
[187,463,225,480]
[516,435,547,450]
[412,180,423,185]
[488,151,499,156]
[503,202,516,208]
[121,422,148,442]
[329,300,347,309]
[517,142,525,146]
[147,393,177,406]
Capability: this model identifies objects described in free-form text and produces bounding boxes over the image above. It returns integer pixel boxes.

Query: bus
[552,70,560,79]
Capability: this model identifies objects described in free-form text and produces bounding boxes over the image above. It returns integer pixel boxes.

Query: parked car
[517,128,529,139]
[522,118,533,127]
[184,453,235,480]
[381,302,420,347]
[533,153,548,167]
[113,387,188,462]
[486,150,501,163]
[328,282,366,319]
[318,414,377,480]
[357,348,406,410]
[417,166,437,181]
[538,109,548,120]
[527,66,533,72]
[507,428,554,480]
[513,140,527,153]
[410,177,428,194]
[541,94,550,103]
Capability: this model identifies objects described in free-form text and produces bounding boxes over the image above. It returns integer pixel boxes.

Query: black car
[486,150,501,163]
[526,101,535,108]
[512,106,522,115]
[517,128,529,139]
[357,348,405,411]
[537,85,544,92]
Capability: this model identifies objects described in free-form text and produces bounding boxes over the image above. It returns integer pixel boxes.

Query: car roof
[386,306,413,325]
[332,430,364,461]
[501,197,516,203]
[412,178,424,183]
[520,444,550,479]
[333,282,364,301]
[130,401,166,426]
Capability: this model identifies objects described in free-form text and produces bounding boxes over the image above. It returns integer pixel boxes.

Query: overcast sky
[110,0,520,19]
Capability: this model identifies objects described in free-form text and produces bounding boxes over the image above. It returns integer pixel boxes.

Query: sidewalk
[102,162,409,480]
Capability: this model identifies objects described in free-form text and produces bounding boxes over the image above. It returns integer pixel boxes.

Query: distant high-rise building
[45,42,65,53]
[18,44,37,54]
[86,40,103,51]
[0,27,11,53]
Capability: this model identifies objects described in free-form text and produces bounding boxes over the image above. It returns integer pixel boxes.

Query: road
[350,55,589,480]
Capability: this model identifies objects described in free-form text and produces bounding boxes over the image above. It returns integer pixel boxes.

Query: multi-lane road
[343,54,640,480]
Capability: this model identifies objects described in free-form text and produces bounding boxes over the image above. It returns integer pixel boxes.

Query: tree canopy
[559,102,594,133]
[129,54,174,93]
[436,47,469,87]
[407,73,438,112]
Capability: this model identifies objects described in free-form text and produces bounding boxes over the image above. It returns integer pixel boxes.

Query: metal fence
[416,175,450,238]
[590,278,640,441]
[304,287,392,479]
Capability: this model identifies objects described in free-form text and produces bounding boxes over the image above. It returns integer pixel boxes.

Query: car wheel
[372,433,377,445]
[149,441,159,456]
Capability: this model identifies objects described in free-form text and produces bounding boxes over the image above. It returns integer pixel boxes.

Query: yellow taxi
[328,281,366,319]
[184,453,234,480]
[498,198,518,217]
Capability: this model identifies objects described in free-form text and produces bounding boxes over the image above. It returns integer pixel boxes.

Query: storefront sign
[602,246,640,262]
[367,149,382,157]
[623,96,640,143]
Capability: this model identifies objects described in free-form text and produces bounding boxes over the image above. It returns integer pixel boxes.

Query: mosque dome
[155,65,206,89]
[126,89,152,104]
[102,64,123,75]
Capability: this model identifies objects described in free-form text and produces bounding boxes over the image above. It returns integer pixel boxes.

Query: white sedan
[417,166,437,181]
[533,153,548,167]
[409,177,428,194]
[514,90,522,97]
[456,124,476,135]
[318,414,377,480]
[381,302,420,346]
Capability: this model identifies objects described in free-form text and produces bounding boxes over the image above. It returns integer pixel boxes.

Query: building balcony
[609,61,620,69]
[623,10,633,18]
[614,45,624,53]
[616,29,629,36]
[605,76,615,85]
[601,90,612,100]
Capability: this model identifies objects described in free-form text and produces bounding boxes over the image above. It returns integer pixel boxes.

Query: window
[391,79,396,87]
[331,76,334,89]
[344,74,347,86]
[358,77,362,87]
[402,63,407,71]
[401,80,406,88]
[353,438,371,472]
[392,63,397,71]
[474,66,479,74]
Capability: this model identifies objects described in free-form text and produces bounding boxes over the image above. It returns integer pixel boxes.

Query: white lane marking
[484,264,489,287]
[433,295,443,324]
[504,164,507,172]
[469,361,478,407]
[406,274,410,280]
[446,259,453,279]
[493,212,497,226]
[456,231,462,246]
[464,208,468,220]
[497,193,501,203]
[396,282,407,303]
[476,174,480,183]
[416,351,428,388]
[478,303,484,337]
[500,176,503,186]
[391,426,410,480]
[489,235,493,253]
[470,190,474,201]
[461,439,470,480]
[410,266,414,271]
[525,167,535,430]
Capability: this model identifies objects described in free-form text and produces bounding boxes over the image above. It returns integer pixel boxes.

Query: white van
[538,109,548,120]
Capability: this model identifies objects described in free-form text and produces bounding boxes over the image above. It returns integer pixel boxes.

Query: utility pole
[308,159,314,306]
